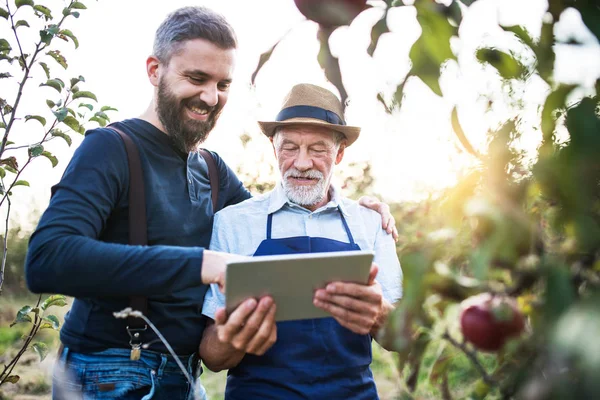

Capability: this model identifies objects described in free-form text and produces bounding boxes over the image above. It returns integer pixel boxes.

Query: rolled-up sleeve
[373,225,403,304]
[202,212,229,319]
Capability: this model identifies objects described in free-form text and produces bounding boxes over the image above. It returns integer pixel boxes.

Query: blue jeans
[52,346,208,400]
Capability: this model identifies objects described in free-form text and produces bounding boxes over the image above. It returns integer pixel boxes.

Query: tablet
[225,250,374,322]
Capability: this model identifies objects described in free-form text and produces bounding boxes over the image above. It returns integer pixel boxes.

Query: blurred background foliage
[2,0,600,399]
[249,0,600,399]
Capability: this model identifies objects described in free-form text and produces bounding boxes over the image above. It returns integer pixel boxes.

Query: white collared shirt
[202,183,403,319]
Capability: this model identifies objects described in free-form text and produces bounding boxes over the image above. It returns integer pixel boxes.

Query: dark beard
[156,78,220,154]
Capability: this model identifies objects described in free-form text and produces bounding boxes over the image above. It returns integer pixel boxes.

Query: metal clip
[126,325,147,361]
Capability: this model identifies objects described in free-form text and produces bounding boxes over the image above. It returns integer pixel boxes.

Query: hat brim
[258,117,360,147]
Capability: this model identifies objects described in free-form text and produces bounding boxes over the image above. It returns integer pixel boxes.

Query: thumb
[367,263,379,285]
[215,307,228,325]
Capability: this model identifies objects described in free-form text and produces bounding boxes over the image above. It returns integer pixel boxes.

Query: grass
[0,296,498,399]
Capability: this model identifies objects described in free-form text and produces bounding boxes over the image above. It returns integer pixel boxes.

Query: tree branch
[442,331,497,387]
[0,195,9,292]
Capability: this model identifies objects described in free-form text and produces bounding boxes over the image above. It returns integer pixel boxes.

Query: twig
[8,0,30,75]
[442,331,497,387]
[0,1,74,159]
[3,136,58,151]
[0,195,10,292]
[0,157,32,208]
[0,295,42,385]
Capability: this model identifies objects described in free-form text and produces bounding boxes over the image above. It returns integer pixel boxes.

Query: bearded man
[200,83,403,400]
[25,7,396,400]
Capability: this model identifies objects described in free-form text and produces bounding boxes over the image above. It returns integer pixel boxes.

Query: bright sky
[1,0,599,227]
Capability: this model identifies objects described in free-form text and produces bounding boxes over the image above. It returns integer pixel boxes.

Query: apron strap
[337,206,356,245]
[266,213,273,240]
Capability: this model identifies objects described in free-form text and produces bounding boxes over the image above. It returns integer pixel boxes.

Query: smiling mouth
[187,105,210,116]
[289,176,319,184]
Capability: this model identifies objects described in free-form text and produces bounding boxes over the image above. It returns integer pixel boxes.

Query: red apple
[294,0,368,27]
[460,293,525,352]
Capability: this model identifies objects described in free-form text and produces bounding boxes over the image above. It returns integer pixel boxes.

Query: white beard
[282,168,328,207]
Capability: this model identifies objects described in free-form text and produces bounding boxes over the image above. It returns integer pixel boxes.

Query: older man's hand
[313,264,391,336]
[214,296,277,356]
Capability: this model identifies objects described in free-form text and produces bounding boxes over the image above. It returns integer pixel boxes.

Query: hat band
[275,105,346,126]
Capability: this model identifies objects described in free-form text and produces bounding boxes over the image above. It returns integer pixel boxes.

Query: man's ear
[270,137,277,158]
[146,55,161,87]
[335,142,346,165]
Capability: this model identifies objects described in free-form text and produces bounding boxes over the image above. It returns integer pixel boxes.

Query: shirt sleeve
[25,128,204,298]
[372,217,403,304]
[202,211,230,319]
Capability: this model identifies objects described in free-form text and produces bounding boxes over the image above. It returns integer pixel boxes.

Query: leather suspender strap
[199,149,220,212]
[110,126,148,332]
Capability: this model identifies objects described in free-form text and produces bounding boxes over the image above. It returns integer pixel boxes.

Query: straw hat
[258,83,360,146]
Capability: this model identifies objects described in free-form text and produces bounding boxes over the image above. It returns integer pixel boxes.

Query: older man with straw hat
[200,83,403,399]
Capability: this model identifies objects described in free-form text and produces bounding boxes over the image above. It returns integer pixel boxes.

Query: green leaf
[38,26,58,47]
[0,72,12,79]
[0,7,9,19]
[28,143,44,157]
[41,294,68,310]
[25,114,46,126]
[47,50,67,69]
[71,11,80,18]
[5,165,17,174]
[541,85,576,144]
[402,0,458,99]
[95,111,109,120]
[476,48,527,80]
[70,1,87,9]
[41,315,60,330]
[39,62,50,79]
[15,20,30,28]
[40,78,64,93]
[32,342,49,362]
[451,107,481,158]
[0,168,5,178]
[67,107,76,117]
[15,0,34,8]
[53,107,68,121]
[5,375,19,384]
[59,29,78,48]
[46,99,55,108]
[89,116,107,127]
[100,106,118,112]
[79,103,93,111]
[14,180,30,187]
[62,115,80,132]
[368,13,389,56]
[41,151,58,167]
[50,129,72,146]
[73,90,97,102]
[70,76,83,88]
[33,4,52,19]
[10,305,32,327]
[0,39,11,53]
[502,25,535,50]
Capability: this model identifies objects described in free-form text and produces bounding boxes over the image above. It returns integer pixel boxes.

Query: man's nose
[199,85,218,107]
[294,149,313,171]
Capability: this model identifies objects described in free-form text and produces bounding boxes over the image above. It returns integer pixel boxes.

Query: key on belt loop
[127,325,147,361]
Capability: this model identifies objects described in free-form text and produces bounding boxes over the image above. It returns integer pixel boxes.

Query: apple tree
[255,0,600,398]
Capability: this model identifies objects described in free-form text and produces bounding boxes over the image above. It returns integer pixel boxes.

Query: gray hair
[153,6,237,63]
[273,127,346,150]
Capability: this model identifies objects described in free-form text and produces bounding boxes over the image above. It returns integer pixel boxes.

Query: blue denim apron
[225,206,379,400]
